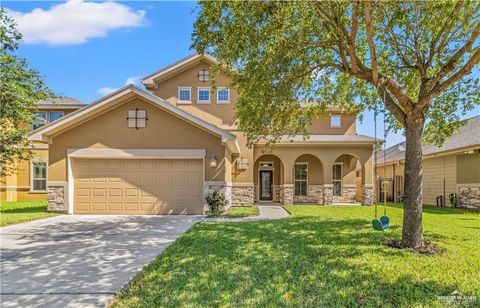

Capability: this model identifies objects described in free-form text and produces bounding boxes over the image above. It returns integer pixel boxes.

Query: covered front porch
[252,145,374,206]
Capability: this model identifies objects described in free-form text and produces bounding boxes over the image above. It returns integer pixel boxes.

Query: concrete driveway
[0,215,200,308]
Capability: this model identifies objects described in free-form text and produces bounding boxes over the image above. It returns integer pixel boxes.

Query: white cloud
[97,76,141,96]
[7,0,145,45]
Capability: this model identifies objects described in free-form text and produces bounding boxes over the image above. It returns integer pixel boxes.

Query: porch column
[323,158,335,205]
[282,160,294,204]
[361,155,374,206]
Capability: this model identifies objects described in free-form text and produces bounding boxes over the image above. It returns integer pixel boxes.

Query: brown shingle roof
[36,97,86,108]
[377,115,480,165]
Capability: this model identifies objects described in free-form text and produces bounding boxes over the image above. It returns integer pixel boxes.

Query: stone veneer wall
[231,185,254,205]
[47,184,67,212]
[207,182,232,210]
[293,184,324,204]
[361,184,374,206]
[323,184,334,205]
[458,185,480,210]
[283,184,294,204]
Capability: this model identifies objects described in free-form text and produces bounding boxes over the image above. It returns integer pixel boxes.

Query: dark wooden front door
[259,170,273,201]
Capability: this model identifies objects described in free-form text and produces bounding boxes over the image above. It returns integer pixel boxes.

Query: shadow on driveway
[0,215,200,308]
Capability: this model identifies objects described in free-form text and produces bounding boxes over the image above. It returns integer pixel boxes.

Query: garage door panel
[74,158,203,214]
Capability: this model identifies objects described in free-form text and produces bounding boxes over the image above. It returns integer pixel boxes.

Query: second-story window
[217,88,230,104]
[178,87,192,104]
[197,87,211,104]
[330,115,341,128]
[49,111,65,122]
[32,111,65,130]
[32,112,48,130]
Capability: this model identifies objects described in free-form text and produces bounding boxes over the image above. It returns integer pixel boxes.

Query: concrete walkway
[205,205,289,222]
[0,215,199,308]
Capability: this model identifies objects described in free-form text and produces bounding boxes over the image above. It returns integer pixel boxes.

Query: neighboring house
[1,97,86,202]
[28,54,378,215]
[375,115,480,210]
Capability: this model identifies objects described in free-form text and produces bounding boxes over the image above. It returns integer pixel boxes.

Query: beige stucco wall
[0,149,48,202]
[154,61,238,127]
[307,113,357,135]
[47,96,226,182]
[457,153,480,184]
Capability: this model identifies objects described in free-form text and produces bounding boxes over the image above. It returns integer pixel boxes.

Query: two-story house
[1,97,86,202]
[28,54,377,215]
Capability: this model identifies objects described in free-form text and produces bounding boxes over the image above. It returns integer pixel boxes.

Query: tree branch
[377,85,406,126]
[418,46,480,110]
[364,1,378,84]
[433,22,480,83]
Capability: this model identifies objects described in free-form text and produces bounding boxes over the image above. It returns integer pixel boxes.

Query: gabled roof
[377,115,480,165]
[28,85,240,154]
[36,97,86,109]
[142,53,220,87]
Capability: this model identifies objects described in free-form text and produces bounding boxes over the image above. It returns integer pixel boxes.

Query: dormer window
[197,87,211,104]
[127,109,147,129]
[330,115,341,128]
[178,87,192,104]
[217,88,230,104]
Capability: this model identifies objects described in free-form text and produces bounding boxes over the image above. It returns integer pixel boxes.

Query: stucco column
[322,158,334,205]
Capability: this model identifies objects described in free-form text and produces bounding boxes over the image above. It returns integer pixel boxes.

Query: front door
[259,170,273,201]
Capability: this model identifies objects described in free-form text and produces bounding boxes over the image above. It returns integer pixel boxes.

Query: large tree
[0,9,52,179]
[193,1,480,248]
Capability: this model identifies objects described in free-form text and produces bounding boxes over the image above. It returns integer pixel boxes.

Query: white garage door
[74,158,203,214]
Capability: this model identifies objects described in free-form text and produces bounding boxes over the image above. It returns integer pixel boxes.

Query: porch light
[237,158,248,170]
[209,154,218,168]
[198,69,209,82]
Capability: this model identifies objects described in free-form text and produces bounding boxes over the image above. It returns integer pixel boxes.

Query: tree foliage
[193,0,480,248]
[193,1,479,146]
[0,9,53,178]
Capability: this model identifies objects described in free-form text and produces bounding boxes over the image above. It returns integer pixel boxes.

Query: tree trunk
[402,116,425,248]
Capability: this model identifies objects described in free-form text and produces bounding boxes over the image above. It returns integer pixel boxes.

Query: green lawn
[0,201,60,227]
[111,204,480,307]
[221,205,259,218]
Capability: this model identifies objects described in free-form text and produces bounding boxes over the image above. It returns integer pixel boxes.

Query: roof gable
[29,85,239,153]
[142,53,220,87]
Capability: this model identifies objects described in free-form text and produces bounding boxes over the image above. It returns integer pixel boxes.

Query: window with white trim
[31,161,47,192]
[330,115,341,128]
[294,163,308,196]
[333,163,343,196]
[127,109,147,128]
[217,88,230,104]
[197,87,211,104]
[178,87,191,103]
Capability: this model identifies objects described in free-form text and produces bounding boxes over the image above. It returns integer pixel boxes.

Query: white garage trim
[67,148,206,159]
[66,148,206,214]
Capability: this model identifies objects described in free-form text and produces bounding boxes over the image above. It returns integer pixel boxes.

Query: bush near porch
[111,204,480,307]
[0,201,59,227]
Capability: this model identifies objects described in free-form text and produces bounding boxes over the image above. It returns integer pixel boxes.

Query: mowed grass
[221,205,259,218]
[0,201,59,227]
[111,204,480,307]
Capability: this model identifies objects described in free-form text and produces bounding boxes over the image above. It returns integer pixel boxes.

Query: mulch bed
[384,239,444,255]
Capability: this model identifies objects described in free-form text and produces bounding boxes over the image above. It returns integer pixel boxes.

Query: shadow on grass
[113,216,464,307]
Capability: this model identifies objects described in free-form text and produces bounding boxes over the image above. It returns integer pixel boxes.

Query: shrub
[449,193,457,208]
[206,191,228,216]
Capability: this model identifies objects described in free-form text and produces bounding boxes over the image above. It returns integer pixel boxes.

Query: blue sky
[3,1,479,146]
